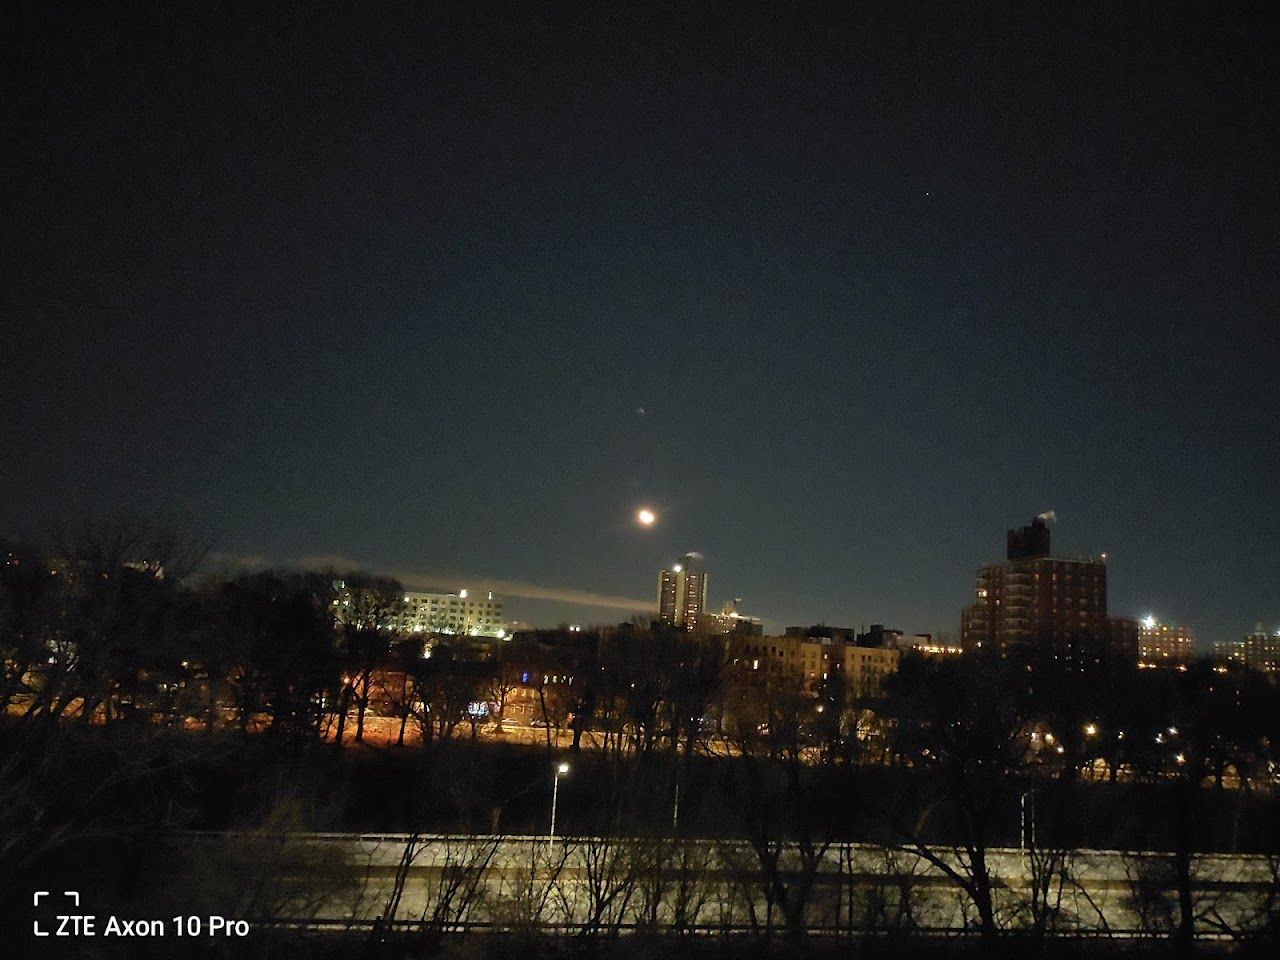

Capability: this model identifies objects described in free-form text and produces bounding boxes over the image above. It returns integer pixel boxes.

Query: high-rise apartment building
[657,552,708,631]
[1242,626,1280,673]
[1213,624,1280,673]
[1136,616,1192,667]
[961,515,1108,662]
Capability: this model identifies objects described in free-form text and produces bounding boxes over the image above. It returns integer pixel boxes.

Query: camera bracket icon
[32,891,83,937]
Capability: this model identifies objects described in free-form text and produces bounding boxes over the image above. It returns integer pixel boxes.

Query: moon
[636,508,656,527]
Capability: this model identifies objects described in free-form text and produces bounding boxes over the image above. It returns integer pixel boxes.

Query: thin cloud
[206,550,273,569]
[387,568,656,612]
[276,554,655,613]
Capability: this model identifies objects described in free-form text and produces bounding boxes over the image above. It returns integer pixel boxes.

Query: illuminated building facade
[1136,616,1192,667]
[657,552,708,631]
[909,634,964,656]
[400,589,505,637]
[841,643,901,697]
[1242,628,1280,672]
[961,515,1108,662]
[700,598,764,636]
[1213,639,1246,666]
[1213,624,1280,673]
[729,632,900,696]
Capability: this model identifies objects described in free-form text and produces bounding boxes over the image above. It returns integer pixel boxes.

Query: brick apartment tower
[961,515,1110,664]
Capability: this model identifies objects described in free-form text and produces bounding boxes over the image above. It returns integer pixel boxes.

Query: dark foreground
[13,931,1280,960]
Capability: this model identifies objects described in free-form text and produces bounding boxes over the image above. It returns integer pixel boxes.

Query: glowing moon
[636,508,656,527]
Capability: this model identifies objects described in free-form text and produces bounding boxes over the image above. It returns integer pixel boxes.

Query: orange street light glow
[636,508,656,526]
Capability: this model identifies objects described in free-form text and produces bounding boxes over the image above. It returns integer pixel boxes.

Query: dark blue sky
[4,2,1278,643]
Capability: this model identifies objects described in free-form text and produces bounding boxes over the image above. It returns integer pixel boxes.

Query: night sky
[4,2,1278,643]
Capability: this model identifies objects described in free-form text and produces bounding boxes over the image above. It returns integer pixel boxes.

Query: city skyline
[5,4,1278,650]
[197,511,1273,650]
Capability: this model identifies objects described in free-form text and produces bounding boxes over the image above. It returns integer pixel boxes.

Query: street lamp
[549,762,570,845]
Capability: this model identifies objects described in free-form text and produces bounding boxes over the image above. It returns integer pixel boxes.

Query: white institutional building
[400,589,506,637]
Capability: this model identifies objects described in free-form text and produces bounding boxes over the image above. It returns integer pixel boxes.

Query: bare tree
[882,649,1033,948]
[216,571,339,741]
[485,657,524,728]
[408,649,479,747]
[331,572,404,744]
[572,835,645,939]
[713,664,840,944]
[170,800,356,925]
[375,833,501,944]
[490,840,574,936]
[633,837,718,935]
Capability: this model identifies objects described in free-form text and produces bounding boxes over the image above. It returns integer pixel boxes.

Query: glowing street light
[549,762,570,845]
[636,508,656,527]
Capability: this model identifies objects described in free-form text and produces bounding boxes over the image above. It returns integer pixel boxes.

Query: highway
[177,832,1279,940]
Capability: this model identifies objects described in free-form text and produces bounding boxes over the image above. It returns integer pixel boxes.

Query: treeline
[3,519,1279,784]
